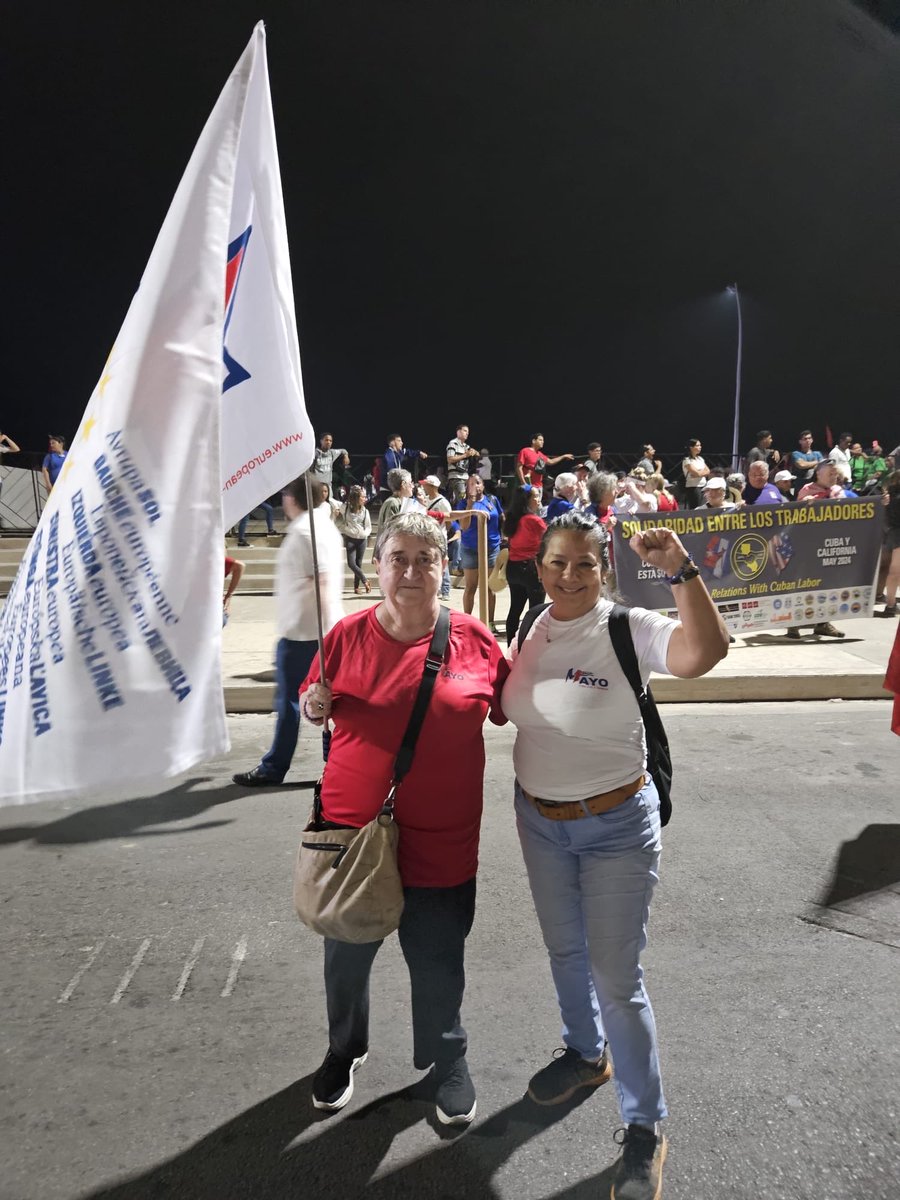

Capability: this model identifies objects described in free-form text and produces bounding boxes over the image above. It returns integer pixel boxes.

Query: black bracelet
[666,556,700,585]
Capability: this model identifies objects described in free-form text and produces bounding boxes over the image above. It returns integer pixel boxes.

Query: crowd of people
[292,424,897,632]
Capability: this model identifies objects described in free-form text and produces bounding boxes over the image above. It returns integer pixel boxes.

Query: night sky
[6,0,899,470]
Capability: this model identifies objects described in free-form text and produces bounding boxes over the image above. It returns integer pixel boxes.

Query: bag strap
[516,601,551,652]
[390,604,451,787]
[607,604,645,704]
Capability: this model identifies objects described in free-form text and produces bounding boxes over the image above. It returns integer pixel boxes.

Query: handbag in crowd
[488,547,509,593]
[293,606,451,943]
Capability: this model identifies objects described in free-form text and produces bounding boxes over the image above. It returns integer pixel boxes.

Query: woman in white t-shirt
[681,438,710,508]
[501,511,728,1196]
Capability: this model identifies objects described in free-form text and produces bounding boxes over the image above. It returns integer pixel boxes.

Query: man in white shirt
[233,476,344,786]
[422,475,453,599]
[827,432,853,485]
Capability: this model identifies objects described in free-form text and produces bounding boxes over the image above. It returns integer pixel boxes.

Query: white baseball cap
[705,476,728,490]
[774,469,796,482]
[423,475,442,487]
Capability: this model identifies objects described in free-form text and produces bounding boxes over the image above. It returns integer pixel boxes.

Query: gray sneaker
[610,1124,667,1200]
[527,1045,612,1105]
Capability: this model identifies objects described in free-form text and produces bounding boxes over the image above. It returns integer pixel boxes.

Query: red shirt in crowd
[517,447,546,489]
[300,607,509,887]
[656,492,678,512]
[508,513,546,562]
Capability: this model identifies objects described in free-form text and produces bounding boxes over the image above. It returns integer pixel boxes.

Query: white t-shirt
[683,456,708,487]
[274,506,344,641]
[502,600,676,801]
[828,446,852,483]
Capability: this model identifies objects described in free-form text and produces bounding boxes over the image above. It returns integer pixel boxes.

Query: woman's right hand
[304,681,333,722]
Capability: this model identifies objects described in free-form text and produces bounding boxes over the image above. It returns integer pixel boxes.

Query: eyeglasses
[381,552,442,571]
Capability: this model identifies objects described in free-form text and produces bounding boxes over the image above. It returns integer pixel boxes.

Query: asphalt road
[1,702,897,1200]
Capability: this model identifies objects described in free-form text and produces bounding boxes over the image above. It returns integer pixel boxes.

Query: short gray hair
[588,470,617,505]
[553,472,578,494]
[387,468,412,494]
[374,512,447,562]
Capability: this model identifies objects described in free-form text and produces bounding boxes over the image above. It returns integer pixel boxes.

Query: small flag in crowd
[0,24,313,804]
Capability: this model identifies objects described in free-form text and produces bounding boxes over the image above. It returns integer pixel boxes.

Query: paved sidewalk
[222,585,898,709]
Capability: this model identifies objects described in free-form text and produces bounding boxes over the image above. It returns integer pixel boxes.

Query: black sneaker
[527,1046,612,1106]
[312,1049,367,1112]
[813,622,845,638]
[786,627,801,640]
[610,1124,668,1200]
[434,1057,476,1126]
[232,766,284,787]
[875,605,897,618]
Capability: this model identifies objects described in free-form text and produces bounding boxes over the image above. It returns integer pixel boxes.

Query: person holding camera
[446,423,480,502]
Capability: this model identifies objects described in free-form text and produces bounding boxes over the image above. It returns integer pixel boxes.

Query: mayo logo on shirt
[564,667,609,688]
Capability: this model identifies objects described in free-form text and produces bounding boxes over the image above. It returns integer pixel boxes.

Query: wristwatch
[665,556,700,585]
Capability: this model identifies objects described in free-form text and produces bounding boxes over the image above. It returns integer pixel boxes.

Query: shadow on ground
[77,1075,614,1199]
[819,823,900,907]
[0,778,244,848]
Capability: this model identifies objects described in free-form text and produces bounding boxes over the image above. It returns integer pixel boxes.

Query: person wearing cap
[773,468,796,498]
[797,459,846,502]
[422,475,454,600]
[613,468,658,515]
[696,477,736,512]
[746,461,785,505]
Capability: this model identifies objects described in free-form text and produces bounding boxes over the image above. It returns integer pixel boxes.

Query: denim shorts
[461,546,499,571]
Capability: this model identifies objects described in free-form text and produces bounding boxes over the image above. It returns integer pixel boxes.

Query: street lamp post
[727,282,743,472]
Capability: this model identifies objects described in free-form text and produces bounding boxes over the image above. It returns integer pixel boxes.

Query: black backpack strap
[608,604,645,703]
[608,603,673,826]
[392,605,451,782]
[516,601,552,652]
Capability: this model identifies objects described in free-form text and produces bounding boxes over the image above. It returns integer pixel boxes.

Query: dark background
[4,0,899,466]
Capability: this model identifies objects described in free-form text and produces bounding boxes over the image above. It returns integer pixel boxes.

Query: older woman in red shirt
[504,484,547,645]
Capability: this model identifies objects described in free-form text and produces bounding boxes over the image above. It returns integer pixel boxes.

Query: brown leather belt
[525,775,646,822]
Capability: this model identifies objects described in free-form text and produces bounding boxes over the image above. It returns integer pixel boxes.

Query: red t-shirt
[300,607,510,887]
[508,513,546,562]
[224,556,236,578]
[656,492,678,512]
[517,446,546,488]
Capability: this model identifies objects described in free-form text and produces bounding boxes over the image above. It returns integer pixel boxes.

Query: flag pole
[303,473,330,757]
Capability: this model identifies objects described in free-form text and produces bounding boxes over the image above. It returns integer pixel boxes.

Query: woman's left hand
[305,681,333,722]
[628,527,691,575]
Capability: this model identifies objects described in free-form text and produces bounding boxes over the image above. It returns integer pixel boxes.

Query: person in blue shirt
[455,474,503,628]
[41,435,67,494]
[544,472,579,522]
[381,433,427,496]
[790,430,823,498]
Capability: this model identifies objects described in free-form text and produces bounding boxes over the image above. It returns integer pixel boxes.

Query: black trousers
[324,878,476,1069]
[505,559,545,645]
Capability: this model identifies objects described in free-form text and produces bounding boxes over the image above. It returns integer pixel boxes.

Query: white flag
[0,24,312,804]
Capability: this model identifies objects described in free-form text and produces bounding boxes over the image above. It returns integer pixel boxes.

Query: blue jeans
[514,777,666,1127]
[259,638,318,780]
[448,538,462,571]
[238,502,275,539]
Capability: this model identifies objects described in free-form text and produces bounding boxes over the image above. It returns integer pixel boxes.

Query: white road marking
[109,938,152,1004]
[220,936,248,997]
[58,940,107,1004]
[171,937,206,1001]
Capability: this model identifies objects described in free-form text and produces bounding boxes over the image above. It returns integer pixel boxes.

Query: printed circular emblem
[730,535,769,581]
